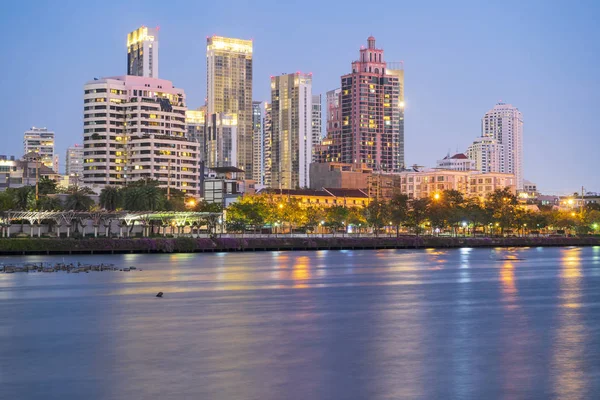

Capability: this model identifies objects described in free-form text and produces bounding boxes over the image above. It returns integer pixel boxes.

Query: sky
[0,0,598,194]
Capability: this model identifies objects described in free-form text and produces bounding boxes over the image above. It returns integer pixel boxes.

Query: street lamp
[433,193,440,201]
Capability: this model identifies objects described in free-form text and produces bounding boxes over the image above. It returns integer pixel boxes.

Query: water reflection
[552,247,586,399]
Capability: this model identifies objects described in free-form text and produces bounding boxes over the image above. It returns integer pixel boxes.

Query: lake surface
[1,247,600,399]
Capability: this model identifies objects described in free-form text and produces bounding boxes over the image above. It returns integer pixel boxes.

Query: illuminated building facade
[206,36,253,178]
[268,72,313,189]
[467,137,504,175]
[481,102,523,190]
[252,101,263,184]
[314,88,342,163]
[65,144,84,179]
[263,102,272,187]
[206,113,238,169]
[186,107,207,162]
[23,127,56,172]
[82,75,200,196]
[311,94,322,157]
[127,26,159,78]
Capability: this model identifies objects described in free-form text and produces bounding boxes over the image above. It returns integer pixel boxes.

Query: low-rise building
[0,153,60,191]
[435,153,475,171]
[258,187,370,208]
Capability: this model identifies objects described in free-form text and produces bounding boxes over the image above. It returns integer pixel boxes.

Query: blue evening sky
[0,0,598,194]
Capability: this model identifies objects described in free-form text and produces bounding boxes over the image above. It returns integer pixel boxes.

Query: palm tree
[12,186,35,210]
[38,177,58,196]
[99,186,121,210]
[38,196,63,211]
[65,190,94,211]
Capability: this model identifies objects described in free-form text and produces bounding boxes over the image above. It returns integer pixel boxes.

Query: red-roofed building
[435,153,475,171]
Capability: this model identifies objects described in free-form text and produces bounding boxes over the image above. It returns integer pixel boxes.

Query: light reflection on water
[0,247,599,399]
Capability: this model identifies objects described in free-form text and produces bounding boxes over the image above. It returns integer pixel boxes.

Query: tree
[0,190,15,211]
[64,189,94,211]
[99,186,121,210]
[301,205,326,233]
[486,188,519,235]
[325,206,349,235]
[12,186,35,210]
[389,193,409,236]
[38,196,63,211]
[408,198,430,236]
[363,200,389,236]
[38,176,58,196]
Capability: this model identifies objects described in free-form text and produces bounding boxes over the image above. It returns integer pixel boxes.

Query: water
[1,247,600,399]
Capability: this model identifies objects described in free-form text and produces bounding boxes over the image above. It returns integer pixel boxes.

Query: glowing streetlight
[278,203,284,209]
[433,193,440,201]
[567,198,574,206]
[462,221,467,227]
[571,212,576,217]
[186,199,196,208]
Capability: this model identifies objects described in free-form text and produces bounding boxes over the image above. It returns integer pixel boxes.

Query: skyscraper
[82,75,200,195]
[206,36,253,177]
[481,102,523,189]
[206,113,238,168]
[65,144,84,179]
[314,88,342,163]
[263,102,272,187]
[252,101,263,184]
[186,107,207,162]
[23,127,56,171]
[127,26,159,78]
[311,94,322,160]
[268,73,313,189]
[316,37,404,171]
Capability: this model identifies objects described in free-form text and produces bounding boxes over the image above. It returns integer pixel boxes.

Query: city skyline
[1,0,598,193]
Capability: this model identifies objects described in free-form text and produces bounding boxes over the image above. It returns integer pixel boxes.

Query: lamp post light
[462,221,467,237]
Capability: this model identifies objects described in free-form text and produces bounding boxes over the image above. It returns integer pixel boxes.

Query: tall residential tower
[481,102,523,190]
[268,73,313,189]
[127,26,159,78]
[316,37,404,171]
[206,36,253,177]
[23,127,56,171]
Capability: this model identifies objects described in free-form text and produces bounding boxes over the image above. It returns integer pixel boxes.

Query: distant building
[317,37,404,172]
[252,101,263,184]
[314,88,342,163]
[481,102,523,190]
[127,26,159,78]
[206,113,238,169]
[203,166,256,207]
[206,36,253,178]
[268,73,313,189]
[436,153,475,171]
[23,127,56,172]
[311,94,322,157]
[0,153,60,191]
[186,107,207,162]
[82,75,200,196]
[467,137,503,174]
[65,145,84,182]
[263,102,272,187]
[309,162,515,201]
[257,187,370,208]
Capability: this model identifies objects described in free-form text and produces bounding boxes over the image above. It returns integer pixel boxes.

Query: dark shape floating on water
[156,292,163,298]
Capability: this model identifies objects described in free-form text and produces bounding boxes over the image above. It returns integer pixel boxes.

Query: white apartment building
[436,153,476,171]
[481,102,523,189]
[127,26,159,78]
[311,94,322,157]
[82,75,200,196]
[23,127,56,172]
[467,137,504,174]
[268,73,313,189]
[251,101,263,184]
[263,102,272,188]
[65,144,84,179]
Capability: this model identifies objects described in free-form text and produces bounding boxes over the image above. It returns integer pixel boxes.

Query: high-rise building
[252,101,263,184]
[186,107,207,162]
[127,26,159,78]
[311,94,322,159]
[82,75,200,196]
[23,127,56,171]
[65,144,84,180]
[206,113,238,169]
[316,37,404,172]
[263,102,272,188]
[481,102,523,189]
[268,73,313,189]
[314,88,342,163]
[206,36,253,178]
[467,137,504,174]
